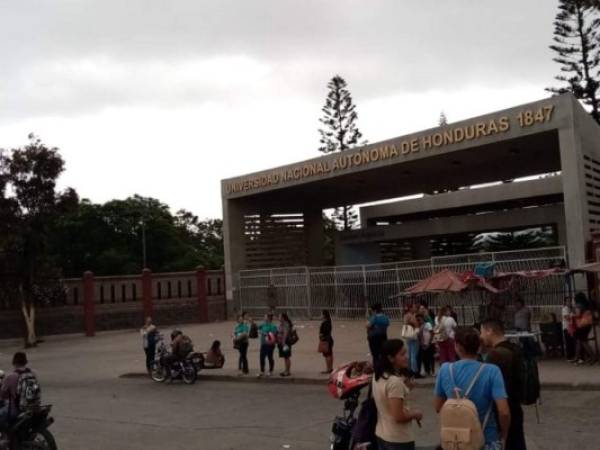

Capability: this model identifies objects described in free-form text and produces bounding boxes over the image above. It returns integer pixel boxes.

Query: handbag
[401,324,417,340]
[318,340,330,354]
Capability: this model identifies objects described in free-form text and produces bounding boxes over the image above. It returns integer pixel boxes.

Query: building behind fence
[0,268,226,339]
[236,247,568,325]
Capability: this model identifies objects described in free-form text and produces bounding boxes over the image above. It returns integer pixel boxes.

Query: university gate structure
[221,94,600,318]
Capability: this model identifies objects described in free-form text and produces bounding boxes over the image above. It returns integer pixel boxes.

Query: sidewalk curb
[119,372,600,390]
[119,372,327,385]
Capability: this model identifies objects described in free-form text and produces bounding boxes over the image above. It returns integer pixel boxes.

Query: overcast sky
[0,0,560,219]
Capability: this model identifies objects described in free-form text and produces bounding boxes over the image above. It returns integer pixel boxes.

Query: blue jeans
[407,339,419,374]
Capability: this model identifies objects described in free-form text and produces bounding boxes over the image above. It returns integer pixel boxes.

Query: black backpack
[249,323,259,339]
[496,341,540,406]
[351,383,377,448]
[520,357,540,406]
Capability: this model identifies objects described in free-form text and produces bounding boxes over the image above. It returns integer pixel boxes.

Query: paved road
[1,324,599,449]
[44,378,600,450]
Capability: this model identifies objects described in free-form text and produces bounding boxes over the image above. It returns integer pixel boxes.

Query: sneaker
[266,372,272,377]
[257,372,264,378]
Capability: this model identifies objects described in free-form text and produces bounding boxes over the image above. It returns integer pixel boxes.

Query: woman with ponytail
[372,339,423,450]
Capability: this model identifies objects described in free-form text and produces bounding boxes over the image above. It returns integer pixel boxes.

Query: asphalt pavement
[1,321,599,449]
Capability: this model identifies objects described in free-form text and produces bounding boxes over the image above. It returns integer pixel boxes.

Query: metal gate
[235,247,568,325]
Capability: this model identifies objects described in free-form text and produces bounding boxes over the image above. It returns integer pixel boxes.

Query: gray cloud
[0,0,558,122]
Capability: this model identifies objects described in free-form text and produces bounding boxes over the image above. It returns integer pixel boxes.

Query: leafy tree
[0,134,73,346]
[318,75,366,230]
[175,210,224,270]
[547,0,600,123]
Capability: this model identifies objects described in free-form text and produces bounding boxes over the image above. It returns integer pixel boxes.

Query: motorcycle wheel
[22,429,58,450]
[182,365,197,384]
[150,362,168,383]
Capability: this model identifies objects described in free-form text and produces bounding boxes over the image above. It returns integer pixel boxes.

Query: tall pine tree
[318,75,365,230]
[439,111,448,126]
[547,0,600,123]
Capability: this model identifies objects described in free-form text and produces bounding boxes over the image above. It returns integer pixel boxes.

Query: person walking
[372,339,422,450]
[258,312,278,377]
[319,309,334,374]
[434,307,457,364]
[233,314,250,375]
[278,313,293,377]
[367,303,390,365]
[140,316,157,374]
[434,328,511,450]
[480,318,527,450]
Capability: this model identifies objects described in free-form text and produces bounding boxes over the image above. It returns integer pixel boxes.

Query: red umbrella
[403,269,501,295]
[404,269,468,294]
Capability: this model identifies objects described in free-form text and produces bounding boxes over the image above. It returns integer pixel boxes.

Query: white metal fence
[235,247,568,325]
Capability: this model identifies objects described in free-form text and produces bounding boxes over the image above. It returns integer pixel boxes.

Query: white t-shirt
[561,306,571,331]
[435,316,457,339]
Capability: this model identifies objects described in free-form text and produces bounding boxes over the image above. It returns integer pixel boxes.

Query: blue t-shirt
[368,313,390,336]
[434,360,507,444]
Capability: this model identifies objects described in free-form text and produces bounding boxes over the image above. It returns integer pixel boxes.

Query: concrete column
[304,208,325,266]
[196,267,208,322]
[222,198,248,303]
[141,268,153,319]
[83,271,95,337]
[558,98,589,268]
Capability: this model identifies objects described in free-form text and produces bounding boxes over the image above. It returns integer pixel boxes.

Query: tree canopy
[548,0,600,123]
[317,75,365,230]
[1,135,224,285]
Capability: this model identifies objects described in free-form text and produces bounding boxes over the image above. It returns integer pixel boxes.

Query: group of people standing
[233,310,323,377]
[372,319,527,450]
[367,302,459,379]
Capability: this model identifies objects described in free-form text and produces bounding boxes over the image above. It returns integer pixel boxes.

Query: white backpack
[440,363,492,450]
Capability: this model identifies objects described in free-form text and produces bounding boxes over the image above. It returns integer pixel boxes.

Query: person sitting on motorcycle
[163,330,193,370]
[0,352,34,430]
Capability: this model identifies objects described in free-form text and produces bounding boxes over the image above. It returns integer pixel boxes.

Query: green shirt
[234,323,250,338]
[259,322,278,346]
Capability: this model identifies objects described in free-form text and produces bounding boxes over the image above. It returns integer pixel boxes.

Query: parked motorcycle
[149,334,198,384]
[0,370,57,450]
